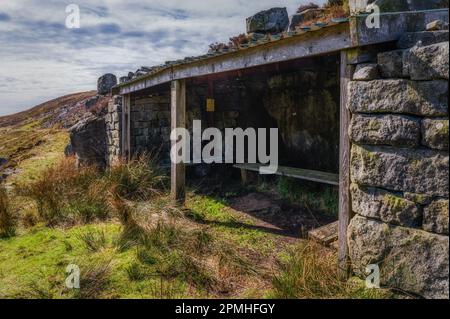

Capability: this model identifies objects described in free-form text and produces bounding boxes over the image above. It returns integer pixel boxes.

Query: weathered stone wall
[129,93,171,156]
[347,28,449,299]
[105,95,122,166]
[70,113,108,168]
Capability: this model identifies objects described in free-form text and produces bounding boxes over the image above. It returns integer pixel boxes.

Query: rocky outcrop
[246,8,289,34]
[348,215,449,299]
[97,73,117,95]
[69,114,107,168]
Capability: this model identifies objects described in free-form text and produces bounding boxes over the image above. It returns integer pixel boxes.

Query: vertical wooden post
[338,50,353,278]
[240,169,248,185]
[121,94,131,160]
[171,80,186,205]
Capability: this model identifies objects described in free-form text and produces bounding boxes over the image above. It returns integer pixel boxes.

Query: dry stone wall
[129,93,172,157]
[347,28,449,299]
[105,95,122,166]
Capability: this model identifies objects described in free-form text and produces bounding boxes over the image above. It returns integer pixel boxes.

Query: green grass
[0,125,69,186]
[0,222,192,299]
[275,176,339,218]
[0,191,395,299]
[187,194,277,256]
[269,243,393,299]
[10,130,69,185]
[0,149,394,299]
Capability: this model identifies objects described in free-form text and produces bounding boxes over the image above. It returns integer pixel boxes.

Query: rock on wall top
[246,7,289,34]
[97,73,117,96]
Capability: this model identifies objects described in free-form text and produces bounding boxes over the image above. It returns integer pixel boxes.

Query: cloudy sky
[0,0,326,116]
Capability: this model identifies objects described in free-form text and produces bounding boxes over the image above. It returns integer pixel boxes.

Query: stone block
[348,80,448,116]
[351,144,449,197]
[348,215,449,299]
[422,118,449,150]
[350,114,420,147]
[398,31,449,49]
[352,63,380,81]
[378,50,405,78]
[427,20,449,31]
[424,199,449,235]
[351,184,422,227]
[403,42,449,80]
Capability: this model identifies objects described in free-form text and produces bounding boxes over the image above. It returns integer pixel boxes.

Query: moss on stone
[383,194,410,213]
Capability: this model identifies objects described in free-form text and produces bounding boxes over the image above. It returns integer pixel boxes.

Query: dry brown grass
[15,157,104,226]
[270,243,391,299]
[0,184,16,237]
[13,153,167,228]
[109,192,255,296]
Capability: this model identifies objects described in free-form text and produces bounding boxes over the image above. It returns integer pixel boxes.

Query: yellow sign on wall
[206,99,215,112]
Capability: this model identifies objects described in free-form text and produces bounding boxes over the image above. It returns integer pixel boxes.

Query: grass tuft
[76,261,112,299]
[0,184,16,238]
[14,153,166,228]
[270,243,391,299]
[78,229,108,252]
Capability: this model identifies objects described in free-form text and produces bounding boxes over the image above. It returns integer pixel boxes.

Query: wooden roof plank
[117,22,351,95]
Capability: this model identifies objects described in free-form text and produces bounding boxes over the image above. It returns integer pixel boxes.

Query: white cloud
[0,0,326,116]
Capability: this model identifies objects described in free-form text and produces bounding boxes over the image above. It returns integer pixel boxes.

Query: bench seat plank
[233,163,339,186]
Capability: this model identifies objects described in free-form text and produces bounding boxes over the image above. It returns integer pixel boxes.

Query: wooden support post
[240,168,248,185]
[338,50,354,278]
[171,80,186,206]
[121,94,131,160]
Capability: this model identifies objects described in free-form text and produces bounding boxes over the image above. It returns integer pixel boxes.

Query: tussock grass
[76,260,112,299]
[270,243,392,299]
[0,184,16,238]
[78,229,108,252]
[107,155,167,201]
[0,151,394,299]
[15,157,103,226]
[14,154,166,228]
[110,193,254,294]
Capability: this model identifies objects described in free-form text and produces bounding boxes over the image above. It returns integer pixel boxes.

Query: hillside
[0,91,105,129]
[0,91,109,182]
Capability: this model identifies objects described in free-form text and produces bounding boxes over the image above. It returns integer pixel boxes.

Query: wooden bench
[233,163,339,186]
